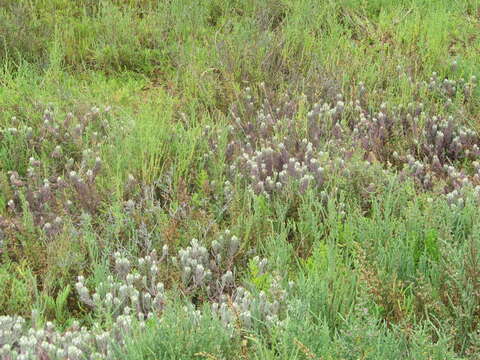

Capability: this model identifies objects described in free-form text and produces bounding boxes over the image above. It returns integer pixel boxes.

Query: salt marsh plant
[1,1,480,358]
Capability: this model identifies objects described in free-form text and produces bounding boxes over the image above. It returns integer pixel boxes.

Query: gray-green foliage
[1,0,480,359]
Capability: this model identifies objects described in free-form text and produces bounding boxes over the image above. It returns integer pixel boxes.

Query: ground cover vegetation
[1,0,480,359]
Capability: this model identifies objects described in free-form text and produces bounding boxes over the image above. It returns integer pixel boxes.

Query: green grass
[1,0,480,358]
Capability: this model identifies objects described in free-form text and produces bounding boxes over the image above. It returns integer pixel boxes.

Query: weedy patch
[1,1,480,359]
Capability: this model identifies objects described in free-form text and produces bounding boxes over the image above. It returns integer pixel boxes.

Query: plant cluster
[1,107,111,239]
[217,71,479,208]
